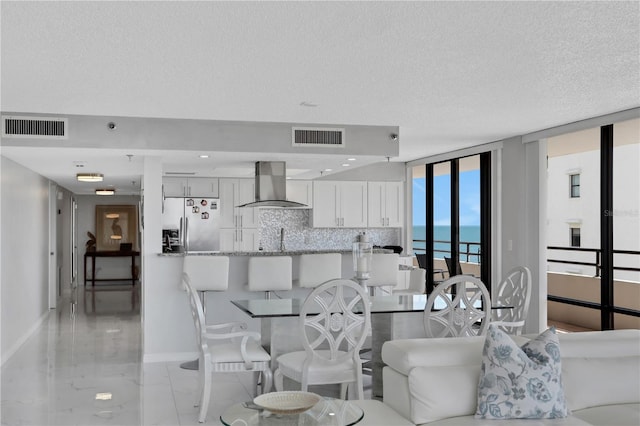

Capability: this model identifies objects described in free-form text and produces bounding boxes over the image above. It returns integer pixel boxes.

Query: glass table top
[231,294,511,318]
[220,397,364,426]
[231,294,429,318]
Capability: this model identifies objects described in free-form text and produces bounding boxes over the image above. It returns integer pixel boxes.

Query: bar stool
[367,253,400,296]
[248,256,292,299]
[296,253,342,288]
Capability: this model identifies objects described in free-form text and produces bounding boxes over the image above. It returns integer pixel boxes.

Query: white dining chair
[183,273,272,423]
[492,266,532,335]
[297,253,342,288]
[273,278,371,399]
[423,275,491,337]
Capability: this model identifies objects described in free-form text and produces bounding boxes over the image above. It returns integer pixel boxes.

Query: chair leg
[261,369,273,394]
[354,368,364,400]
[340,383,348,400]
[252,371,259,398]
[274,368,284,392]
[195,360,204,408]
[198,361,211,423]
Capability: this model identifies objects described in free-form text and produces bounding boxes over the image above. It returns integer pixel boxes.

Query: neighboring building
[546,118,640,283]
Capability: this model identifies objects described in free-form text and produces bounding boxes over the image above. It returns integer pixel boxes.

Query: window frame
[570,227,581,247]
[570,173,581,198]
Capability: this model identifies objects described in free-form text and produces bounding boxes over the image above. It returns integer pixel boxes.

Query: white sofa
[382,329,640,425]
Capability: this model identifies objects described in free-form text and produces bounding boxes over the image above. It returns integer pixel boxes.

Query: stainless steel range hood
[236,161,307,208]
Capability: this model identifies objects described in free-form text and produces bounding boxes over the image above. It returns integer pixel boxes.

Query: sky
[413,169,480,227]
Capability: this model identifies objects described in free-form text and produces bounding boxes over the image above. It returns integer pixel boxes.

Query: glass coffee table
[220,397,364,426]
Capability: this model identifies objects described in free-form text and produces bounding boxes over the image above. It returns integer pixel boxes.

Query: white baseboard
[143,351,198,364]
[1,310,50,367]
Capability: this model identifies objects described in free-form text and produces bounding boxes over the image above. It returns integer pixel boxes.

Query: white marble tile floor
[1,284,371,425]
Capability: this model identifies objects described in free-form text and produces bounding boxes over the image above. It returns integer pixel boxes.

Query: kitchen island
[159,248,393,257]
[148,249,399,363]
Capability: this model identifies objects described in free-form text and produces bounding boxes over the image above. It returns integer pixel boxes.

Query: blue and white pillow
[475,324,569,419]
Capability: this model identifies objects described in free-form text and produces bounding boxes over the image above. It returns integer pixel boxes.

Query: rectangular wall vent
[1,116,68,139]
[292,127,345,147]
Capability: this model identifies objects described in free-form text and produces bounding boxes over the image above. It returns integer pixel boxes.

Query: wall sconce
[77,173,103,182]
[95,188,115,196]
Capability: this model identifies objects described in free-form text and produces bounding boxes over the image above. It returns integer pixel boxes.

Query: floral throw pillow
[475,324,569,419]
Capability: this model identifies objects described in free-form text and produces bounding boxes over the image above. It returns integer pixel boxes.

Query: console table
[84,250,140,287]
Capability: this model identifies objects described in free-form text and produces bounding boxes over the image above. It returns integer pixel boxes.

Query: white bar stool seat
[297,253,342,288]
[183,255,230,292]
[367,253,400,296]
[248,256,292,298]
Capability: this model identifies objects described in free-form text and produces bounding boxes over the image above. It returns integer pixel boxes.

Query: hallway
[1,284,255,425]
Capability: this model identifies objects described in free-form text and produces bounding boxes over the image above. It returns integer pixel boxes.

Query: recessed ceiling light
[199,154,209,159]
[77,173,103,182]
[95,392,112,401]
[324,168,332,172]
[347,158,356,161]
[95,189,115,196]
[342,163,350,167]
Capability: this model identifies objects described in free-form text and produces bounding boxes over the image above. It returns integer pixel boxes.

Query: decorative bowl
[253,391,321,415]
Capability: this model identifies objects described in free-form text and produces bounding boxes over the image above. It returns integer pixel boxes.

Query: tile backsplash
[258,209,401,251]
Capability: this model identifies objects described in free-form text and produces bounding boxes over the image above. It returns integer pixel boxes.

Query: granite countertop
[159,248,394,257]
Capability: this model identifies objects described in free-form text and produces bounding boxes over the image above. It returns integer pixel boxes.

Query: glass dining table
[231,294,433,399]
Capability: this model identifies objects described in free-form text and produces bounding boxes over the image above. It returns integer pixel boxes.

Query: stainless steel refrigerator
[162,197,221,252]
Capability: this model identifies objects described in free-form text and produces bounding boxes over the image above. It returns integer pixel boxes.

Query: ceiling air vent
[292,127,344,147]
[1,116,68,139]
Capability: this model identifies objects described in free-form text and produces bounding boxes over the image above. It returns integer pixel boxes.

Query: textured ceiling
[1,1,639,194]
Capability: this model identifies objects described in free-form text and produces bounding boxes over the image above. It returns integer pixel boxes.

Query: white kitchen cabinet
[286,180,313,207]
[187,178,219,198]
[312,181,367,228]
[367,181,403,227]
[220,228,259,252]
[163,177,219,198]
[219,178,258,229]
[219,179,259,252]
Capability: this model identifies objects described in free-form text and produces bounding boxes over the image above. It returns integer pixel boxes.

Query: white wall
[1,156,51,364]
[497,136,546,333]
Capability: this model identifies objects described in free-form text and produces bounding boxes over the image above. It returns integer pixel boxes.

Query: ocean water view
[413,225,481,262]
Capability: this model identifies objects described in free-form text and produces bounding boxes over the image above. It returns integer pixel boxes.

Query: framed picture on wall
[95,205,139,251]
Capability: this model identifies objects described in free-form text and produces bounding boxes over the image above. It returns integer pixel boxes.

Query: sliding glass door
[412,152,491,293]
[546,117,640,330]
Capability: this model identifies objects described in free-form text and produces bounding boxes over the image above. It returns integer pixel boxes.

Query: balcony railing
[412,239,481,263]
[411,242,640,329]
[547,246,640,277]
[546,246,640,327]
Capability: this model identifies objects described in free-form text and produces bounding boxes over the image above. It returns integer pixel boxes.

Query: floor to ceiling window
[412,152,491,292]
[546,117,640,330]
